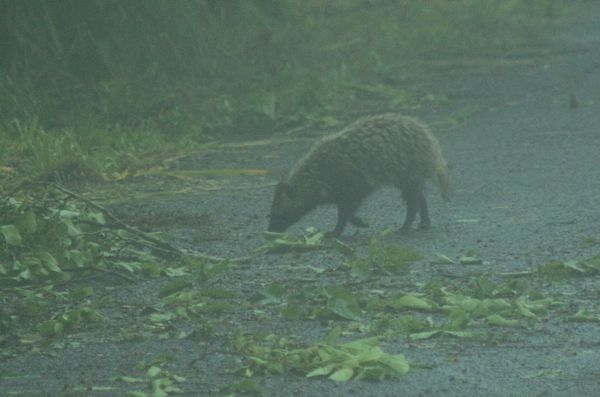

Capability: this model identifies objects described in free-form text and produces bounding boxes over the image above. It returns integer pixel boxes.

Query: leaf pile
[0,190,167,286]
[0,186,188,348]
[1,194,109,285]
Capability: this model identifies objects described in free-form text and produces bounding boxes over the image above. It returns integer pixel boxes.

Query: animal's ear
[277,182,295,198]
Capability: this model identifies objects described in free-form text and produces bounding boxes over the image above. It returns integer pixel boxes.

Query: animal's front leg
[331,201,361,237]
[349,214,369,228]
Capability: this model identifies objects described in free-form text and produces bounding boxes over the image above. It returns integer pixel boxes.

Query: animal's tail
[436,160,450,202]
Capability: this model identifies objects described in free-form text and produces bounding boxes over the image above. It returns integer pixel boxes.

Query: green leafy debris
[0,194,113,284]
[567,309,600,323]
[1,224,23,246]
[437,280,557,328]
[322,286,363,321]
[258,229,326,254]
[373,314,434,337]
[0,188,212,348]
[392,294,436,311]
[349,239,421,278]
[114,362,186,397]
[235,333,409,382]
[38,307,104,337]
[537,259,600,280]
[459,256,483,265]
[220,379,264,396]
[523,369,562,379]
[486,314,520,327]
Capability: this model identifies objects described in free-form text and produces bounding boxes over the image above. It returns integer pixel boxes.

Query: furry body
[268,114,449,236]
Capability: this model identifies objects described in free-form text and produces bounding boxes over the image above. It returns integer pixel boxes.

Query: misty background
[0,1,561,180]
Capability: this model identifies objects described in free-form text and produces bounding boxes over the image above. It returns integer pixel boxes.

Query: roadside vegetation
[1,0,565,181]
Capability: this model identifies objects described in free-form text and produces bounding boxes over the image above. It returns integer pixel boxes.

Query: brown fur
[268,114,449,236]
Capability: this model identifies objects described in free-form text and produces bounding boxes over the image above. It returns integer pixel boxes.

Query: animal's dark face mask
[268,182,308,232]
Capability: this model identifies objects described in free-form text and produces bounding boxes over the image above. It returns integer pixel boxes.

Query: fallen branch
[48,183,254,264]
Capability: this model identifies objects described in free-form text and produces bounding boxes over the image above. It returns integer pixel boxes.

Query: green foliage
[0,187,199,349]
[372,314,433,337]
[0,187,191,286]
[0,195,106,285]
[0,0,566,134]
[6,286,105,345]
[134,259,237,340]
[0,0,568,179]
[0,119,178,180]
[320,286,363,321]
[38,306,104,338]
[6,119,86,180]
[365,276,559,341]
[349,239,421,278]
[440,288,556,329]
[536,258,600,280]
[258,229,325,254]
[567,309,600,323]
[220,379,264,396]
[163,285,235,316]
[234,332,409,381]
[113,363,186,397]
[180,255,232,285]
[389,293,436,311]
[469,276,530,299]
[254,283,365,322]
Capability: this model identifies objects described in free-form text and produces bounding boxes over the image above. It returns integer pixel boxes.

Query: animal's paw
[418,222,431,230]
[349,215,370,228]
[398,225,414,234]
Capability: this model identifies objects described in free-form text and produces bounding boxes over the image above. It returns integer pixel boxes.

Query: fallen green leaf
[1,224,23,246]
[329,367,354,382]
[486,314,519,327]
[394,294,434,311]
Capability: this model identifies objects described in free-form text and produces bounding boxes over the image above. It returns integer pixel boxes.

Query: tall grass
[0,0,567,179]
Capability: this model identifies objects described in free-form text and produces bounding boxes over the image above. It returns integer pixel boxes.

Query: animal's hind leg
[417,190,431,229]
[400,189,419,231]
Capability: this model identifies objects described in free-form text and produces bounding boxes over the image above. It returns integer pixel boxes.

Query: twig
[64,266,138,283]
[50,183,180,252]
[6,181,255,264]
[499,270,534,278]
[49,183,255,264]
[179,248,255,264]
